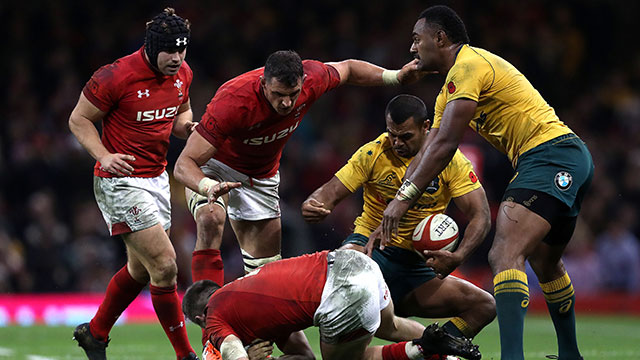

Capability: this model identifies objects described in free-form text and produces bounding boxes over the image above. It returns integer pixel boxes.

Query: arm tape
[382,69,401,85]
[198,177,219,197]
[220,337,248,360]
[395,179,421,201]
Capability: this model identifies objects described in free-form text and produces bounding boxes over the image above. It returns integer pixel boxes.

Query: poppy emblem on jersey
[137,89,150,98]
[174,79,183,97]
[447,81,456,94]
[555,171,573,191]
[469,171,478,183]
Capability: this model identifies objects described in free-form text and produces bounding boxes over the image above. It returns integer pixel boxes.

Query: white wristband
[198,177,219,197]
[382,69,401,85]
[396,179,421,201]
[220,337,249,360]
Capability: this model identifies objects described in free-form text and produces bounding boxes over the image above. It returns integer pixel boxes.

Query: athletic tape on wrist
[382,69,401,85]
[198,177,219,197]
[220,338,248,360]
[396,179,421,201]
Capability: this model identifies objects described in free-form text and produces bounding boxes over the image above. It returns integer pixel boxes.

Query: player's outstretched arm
[327,58,434,87]
[69,93,135,176]
[172,99,196,139]
[424,187,491,278]
[301,176,351,223]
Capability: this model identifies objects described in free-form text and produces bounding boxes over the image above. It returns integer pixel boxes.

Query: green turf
[0,315,638,359]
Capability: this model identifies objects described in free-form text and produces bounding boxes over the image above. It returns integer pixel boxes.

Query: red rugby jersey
[82,47,193,178]
[196,60,341,178]
[204,251,329,348]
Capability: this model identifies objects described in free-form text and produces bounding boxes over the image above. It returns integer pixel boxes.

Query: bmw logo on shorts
[555,171,573,191]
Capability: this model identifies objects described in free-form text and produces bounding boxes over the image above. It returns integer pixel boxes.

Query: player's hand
[98,153,136,177]
[301,198,331,223]
[422,249,462,279]
[207,181,241,212]
[247,340,273,360]
[381,199,411,245]
[186,121,198,136]
[397,59,437,85]
[364,225,383,256]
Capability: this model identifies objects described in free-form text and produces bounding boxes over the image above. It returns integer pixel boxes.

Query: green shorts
[507,134,594,217]
[342,233,435,316]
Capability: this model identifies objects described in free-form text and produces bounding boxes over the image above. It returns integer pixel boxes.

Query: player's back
[205,251,329,347]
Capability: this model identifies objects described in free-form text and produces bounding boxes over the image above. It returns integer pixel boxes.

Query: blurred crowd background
[2,0,639,296]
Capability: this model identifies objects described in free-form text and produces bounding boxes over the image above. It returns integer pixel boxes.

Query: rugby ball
[412,213,459,252]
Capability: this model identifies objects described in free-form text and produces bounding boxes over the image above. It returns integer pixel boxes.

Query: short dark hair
[418,5,470,44]
[182,280,220,328]
[264,50,304,87]
[385,94,429,126]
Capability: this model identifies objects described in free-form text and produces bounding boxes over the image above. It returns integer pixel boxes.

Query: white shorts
[313,250,391,344]
[93,171,171,236]
[194,158,281,221]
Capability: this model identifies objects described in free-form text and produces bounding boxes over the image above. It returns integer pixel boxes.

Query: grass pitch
[0,315,638,359]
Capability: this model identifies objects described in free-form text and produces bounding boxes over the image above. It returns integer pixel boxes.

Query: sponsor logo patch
[555,171,573,191]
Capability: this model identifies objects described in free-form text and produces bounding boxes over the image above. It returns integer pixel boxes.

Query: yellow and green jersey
[335,133,481,250]
[433,45,573,167]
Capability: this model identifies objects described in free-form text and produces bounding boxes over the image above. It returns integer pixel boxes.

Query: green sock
[540,272,582,360]
[493,269,529,360]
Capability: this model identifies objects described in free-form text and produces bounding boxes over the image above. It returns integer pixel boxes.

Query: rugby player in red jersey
[182,249,480,360]
[173,49,427,286]
[68,8,220,360]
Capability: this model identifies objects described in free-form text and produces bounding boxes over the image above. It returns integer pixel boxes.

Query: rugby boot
[414,323,481,360]
[181,352,200,360]
[73,322,109,360]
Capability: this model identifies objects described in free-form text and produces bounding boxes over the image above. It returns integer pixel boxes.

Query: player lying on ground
[182,249,481,360]
[302,94,495,339]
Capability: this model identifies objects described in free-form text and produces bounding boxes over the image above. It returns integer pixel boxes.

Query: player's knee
[149,257,178,284]
[488,241,524,273]
[196,209,225,245]
[474,289,496,322]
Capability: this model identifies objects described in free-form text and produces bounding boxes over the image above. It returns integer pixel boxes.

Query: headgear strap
[144,8,191,69]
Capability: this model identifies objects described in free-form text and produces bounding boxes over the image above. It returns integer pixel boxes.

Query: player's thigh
[229,217,281,257]
[320,334,373,360]
[121,223,176,270]
[490,200,551,272]
[401,275,486,318]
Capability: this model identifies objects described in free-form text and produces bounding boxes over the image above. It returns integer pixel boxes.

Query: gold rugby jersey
[434,45,573,167]
[335,133,481,250]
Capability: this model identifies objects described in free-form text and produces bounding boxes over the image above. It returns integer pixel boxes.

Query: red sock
[192,249,224,285]
[149,284,195,359]
[381,342,411,360]
[89,265,145,341]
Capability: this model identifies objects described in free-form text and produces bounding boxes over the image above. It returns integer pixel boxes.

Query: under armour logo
[137,89,149,98]
[169,321,184,332]
[175,37,188,46]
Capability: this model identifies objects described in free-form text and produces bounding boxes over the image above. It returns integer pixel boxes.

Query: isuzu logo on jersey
[242,121,300,145]
[136,106,179,121]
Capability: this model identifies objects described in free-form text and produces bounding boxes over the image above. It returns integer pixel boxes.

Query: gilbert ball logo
[555,171,572,191]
